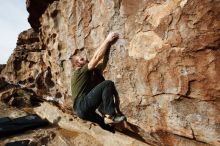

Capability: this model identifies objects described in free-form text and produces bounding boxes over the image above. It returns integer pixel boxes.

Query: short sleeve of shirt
[79,64,89,73]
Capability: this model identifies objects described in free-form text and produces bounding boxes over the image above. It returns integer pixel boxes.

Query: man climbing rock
[70,32,125,125]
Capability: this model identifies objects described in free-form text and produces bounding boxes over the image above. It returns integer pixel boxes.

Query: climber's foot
[104,115,126,124]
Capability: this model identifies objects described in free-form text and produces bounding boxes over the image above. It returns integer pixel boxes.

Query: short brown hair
[69,49,79,67]
[70,55,79,68]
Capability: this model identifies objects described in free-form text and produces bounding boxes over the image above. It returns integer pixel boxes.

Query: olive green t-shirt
[71,64,92,105]
[71,64,105,106]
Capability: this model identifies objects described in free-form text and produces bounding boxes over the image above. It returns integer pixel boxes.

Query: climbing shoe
[104,115,126,124]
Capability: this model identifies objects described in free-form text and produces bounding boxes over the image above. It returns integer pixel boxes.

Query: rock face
[0,64,5,73]
[26,0,57,31]
[34,102,150,146]
[1,0,220,145]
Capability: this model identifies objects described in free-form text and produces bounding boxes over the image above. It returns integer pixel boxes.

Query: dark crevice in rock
[185,80,196,97]
[51,10,59,18]
[190,127,196,140]
[60,60,65,71]
[13,59,22,71]
[0,64,6,73]
[173,132,210,146]
[19,48,42,53]
[28,77,35,83]
[55,92,62,98]
[26,0,58,32]
[191,42,220,53]
[28,61,36,68]
[36,72,47,90]
[155,130,211,146]
[151,92,216,102]
[48,51,51,56]
[45,67,55,88]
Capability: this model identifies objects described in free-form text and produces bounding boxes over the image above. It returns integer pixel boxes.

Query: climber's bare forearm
[88,39,109,70]
[88,32,118,70]
[93,39,110,61]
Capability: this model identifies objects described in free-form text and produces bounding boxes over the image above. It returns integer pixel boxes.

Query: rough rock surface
[0,64,5,73]
[0,101,77,146]
[1,126,103,146]
[0,0,220,145]
[0,28,64,102]
[34,102,151,146]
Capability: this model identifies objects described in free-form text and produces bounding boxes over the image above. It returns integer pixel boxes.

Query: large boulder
[1,0,219,145]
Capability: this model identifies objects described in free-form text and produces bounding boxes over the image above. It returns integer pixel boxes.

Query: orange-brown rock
[0,0,219,145]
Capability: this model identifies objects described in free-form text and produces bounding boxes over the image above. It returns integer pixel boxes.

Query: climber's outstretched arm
[88,32,118,70]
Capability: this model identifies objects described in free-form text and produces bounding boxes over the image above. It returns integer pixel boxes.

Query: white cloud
[0,0,30,64]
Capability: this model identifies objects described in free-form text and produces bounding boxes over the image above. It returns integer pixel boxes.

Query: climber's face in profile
[71,55,88,68]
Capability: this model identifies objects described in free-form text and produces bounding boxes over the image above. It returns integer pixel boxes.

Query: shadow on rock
[83,112,115,133]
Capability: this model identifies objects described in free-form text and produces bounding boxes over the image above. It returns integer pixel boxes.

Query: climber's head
[71,55,88,68]
[70,49,88,69]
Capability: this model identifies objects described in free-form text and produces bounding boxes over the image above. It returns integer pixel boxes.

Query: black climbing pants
[74,80,116,120]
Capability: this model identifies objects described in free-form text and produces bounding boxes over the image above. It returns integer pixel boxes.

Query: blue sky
[0,0,30,64]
